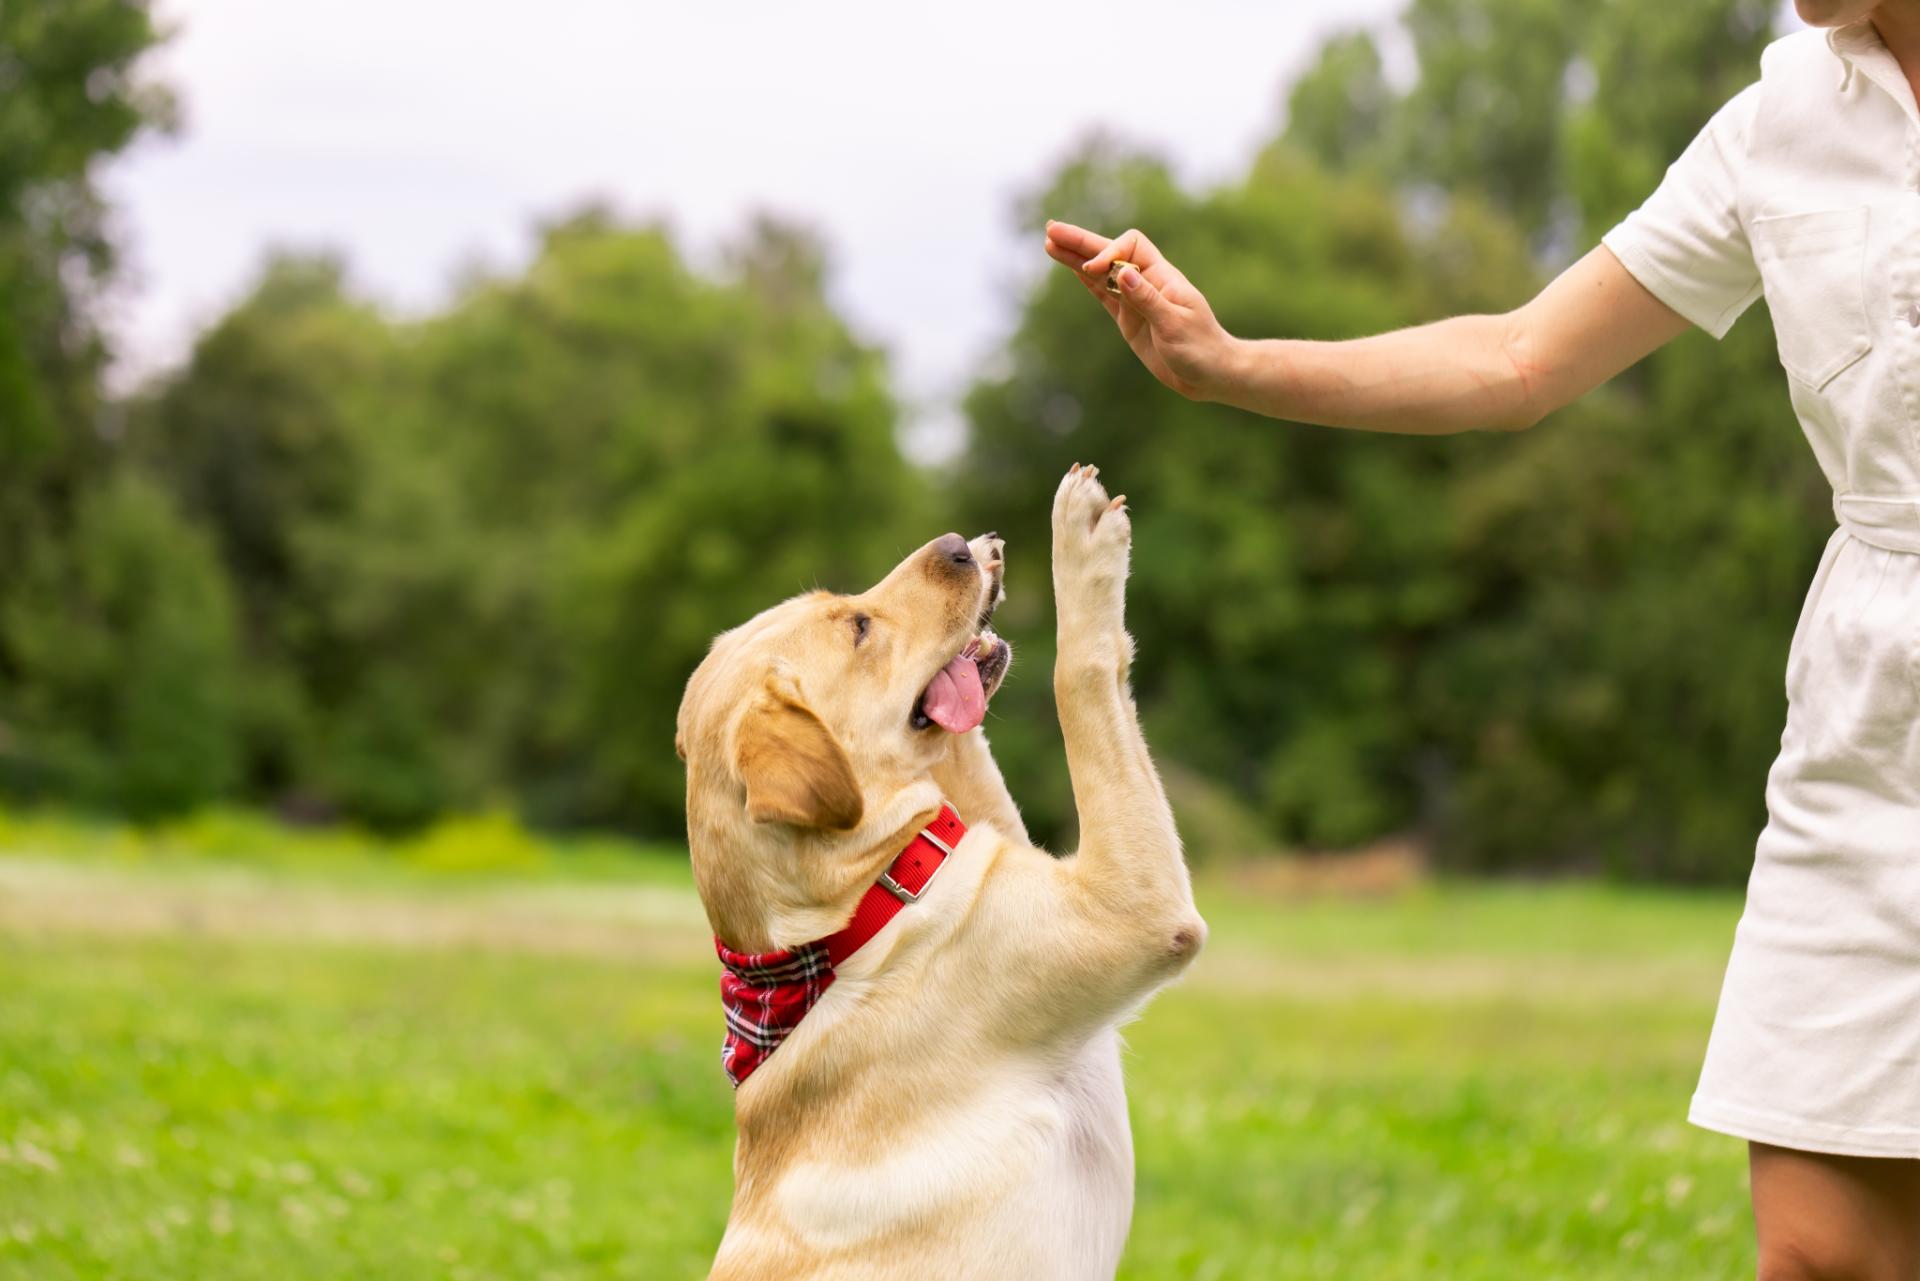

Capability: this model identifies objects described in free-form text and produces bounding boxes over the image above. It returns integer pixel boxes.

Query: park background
[1,0,1812,1276]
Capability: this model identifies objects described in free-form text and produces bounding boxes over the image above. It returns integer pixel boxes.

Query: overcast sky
[102,1,1795,459]
[100,0,1417,456]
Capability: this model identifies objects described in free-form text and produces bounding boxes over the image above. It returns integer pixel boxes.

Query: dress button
[1909,301,1920,328]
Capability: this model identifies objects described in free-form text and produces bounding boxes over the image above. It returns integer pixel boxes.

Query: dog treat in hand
[1104,260,1133,296]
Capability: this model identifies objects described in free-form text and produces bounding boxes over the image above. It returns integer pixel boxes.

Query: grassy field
[0,821,1756,1279]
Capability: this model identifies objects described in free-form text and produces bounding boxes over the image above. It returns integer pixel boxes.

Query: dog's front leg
[1049,464,1204,981]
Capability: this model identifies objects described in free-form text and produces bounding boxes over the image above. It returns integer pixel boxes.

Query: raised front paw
[1051,463,1131,640]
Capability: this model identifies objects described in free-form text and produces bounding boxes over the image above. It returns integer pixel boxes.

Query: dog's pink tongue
[922,654,986,733]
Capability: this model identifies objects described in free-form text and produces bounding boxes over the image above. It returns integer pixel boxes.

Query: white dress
[1602,23,1920,1158]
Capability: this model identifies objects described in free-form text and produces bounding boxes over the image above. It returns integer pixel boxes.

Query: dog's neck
[700,779,945,953]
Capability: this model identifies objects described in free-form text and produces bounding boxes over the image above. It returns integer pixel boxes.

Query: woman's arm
[1044,221,1693,434]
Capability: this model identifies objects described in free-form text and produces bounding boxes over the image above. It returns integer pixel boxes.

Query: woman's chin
[1793,0,1876,28]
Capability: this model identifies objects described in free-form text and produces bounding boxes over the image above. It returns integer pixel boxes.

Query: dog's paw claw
[1052,462,1132,636]
[1053,466,1130,533]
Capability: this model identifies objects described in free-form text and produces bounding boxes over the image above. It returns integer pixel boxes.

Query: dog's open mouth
[910,588,1010,734]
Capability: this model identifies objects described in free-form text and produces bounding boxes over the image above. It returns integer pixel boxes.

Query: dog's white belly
[769,1028,1134,1278]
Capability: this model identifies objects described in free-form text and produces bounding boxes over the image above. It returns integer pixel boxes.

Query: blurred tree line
[0,0,1828,881]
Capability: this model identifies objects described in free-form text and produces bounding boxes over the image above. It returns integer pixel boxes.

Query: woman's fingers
[1046,220,1176,298]
[1042,220,1111,261]
[1052,237,1180,322]
[1043,236,1091,271]
[1079,226,1166,277]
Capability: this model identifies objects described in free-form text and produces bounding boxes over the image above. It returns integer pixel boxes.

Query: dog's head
[677,532,1010,949]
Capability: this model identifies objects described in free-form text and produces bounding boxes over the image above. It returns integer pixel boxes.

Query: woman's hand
[1044,221,1237,401]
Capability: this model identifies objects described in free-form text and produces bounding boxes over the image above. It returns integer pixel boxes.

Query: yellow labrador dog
[675,465,1204,1280]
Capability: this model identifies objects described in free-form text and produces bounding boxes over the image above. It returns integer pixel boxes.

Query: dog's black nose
[934,532,973,566]
[983,531,1000,543]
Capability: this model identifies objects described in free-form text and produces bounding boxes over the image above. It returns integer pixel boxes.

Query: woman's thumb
[1115,264,1169,320]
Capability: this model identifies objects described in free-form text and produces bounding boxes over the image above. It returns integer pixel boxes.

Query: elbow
[1118,908,1207,982]
[1485,310,1551,433]
[1164,912,1207,973]
[1068,864,1208,978]
[1485,403,1545,434]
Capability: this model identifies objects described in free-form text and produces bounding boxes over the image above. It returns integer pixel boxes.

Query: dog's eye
[851,613,871,647]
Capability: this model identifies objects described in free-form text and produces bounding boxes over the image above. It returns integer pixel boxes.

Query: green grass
[0,829,1754,1279]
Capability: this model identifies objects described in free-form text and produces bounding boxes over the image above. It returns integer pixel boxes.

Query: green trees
[2,471,240,814]
[1325,0,1817,878]
[960,0,1824,879]
[0,1,918,834]
[132,256,393,811]
[0,0,226,815]
[376,212,919,830]
[2,26,915,831]
[0,0,168,465]
[962,145,1541,854]
[128,215,917,829]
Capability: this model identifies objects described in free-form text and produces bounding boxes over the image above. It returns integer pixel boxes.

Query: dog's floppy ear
[734,681,863,831]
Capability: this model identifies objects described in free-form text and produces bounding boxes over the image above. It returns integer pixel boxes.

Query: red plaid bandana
[714,938,835,1087]
[714,804,965,1087]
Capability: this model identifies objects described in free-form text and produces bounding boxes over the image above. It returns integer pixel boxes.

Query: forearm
[1046,226,1687,434]
[1204,312,1544,435]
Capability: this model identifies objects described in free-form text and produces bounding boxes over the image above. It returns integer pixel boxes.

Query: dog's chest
[765,1029,1134,1278]
[1018,1027,1136,1276]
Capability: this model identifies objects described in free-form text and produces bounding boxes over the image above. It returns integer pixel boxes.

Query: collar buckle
[876,824,956,903]
[876,868,924,903]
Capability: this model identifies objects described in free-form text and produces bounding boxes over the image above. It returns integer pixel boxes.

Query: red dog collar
[714,804,965,1087]
[822,803,965,965]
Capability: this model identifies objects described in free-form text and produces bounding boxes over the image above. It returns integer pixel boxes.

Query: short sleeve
[1601,83,1763,339]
